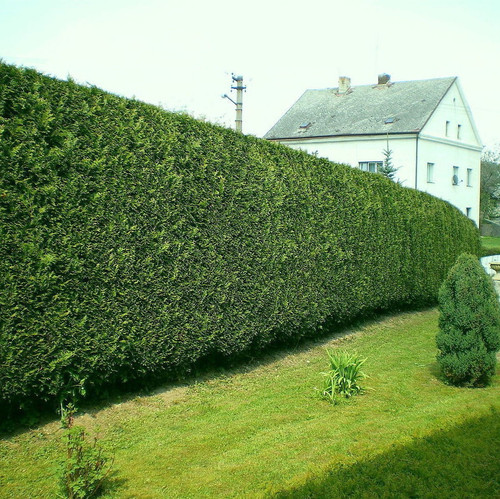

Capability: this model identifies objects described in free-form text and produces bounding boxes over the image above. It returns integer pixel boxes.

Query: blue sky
[1,0,499,147]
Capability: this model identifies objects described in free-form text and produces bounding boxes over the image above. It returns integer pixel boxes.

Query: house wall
[275,132,480,226]
[422,81,481,147]
[417,80,482,225]
[280,134,417,187]
[417,138,480,225]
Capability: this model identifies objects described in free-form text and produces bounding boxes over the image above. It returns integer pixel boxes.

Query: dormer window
[297,122,312,133]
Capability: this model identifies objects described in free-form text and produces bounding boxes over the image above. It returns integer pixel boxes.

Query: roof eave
[266,131,421,141]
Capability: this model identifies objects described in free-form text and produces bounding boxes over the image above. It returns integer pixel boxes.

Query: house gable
[420,79,482,149]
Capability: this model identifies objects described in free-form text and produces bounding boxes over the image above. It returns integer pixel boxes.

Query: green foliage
[479,245,500,257]
[480,147,500,221]
[378,147,399,180]
[479,246,500,258]
[2,309,500,497]
[59,404,113,498]
[437,254,500,386]
[320,350,367,404]
[0,62,480,413]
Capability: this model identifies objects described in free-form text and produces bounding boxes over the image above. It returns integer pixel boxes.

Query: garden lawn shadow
[272,409,500,498]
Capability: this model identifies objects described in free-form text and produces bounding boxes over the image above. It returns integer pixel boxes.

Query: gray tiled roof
[264,77,456,140]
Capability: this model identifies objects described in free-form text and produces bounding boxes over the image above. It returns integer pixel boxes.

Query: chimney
[378,73,391,85]
[338,76,351,94]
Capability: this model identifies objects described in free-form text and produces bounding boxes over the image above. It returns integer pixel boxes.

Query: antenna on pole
[222,73,246,133]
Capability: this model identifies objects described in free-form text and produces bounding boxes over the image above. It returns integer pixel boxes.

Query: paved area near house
[480,255,500,276]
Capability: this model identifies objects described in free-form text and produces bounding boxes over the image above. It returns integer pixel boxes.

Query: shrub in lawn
[59,404,113,498]
[436,254,500,386]
[320,350,367,404]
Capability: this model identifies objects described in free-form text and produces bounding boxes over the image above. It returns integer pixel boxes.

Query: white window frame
[359,161,382,173]
[467,168,472,187]
[457,124,462,139]
[452,166,459,185]
[427,162,434,183]
[445,120,450,137]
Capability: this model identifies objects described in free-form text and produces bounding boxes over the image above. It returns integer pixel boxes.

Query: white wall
[277,131,480,226]
[281,134,417,187]
[417,137,480,225]
[418,80,482,225]
[422,81,482,148]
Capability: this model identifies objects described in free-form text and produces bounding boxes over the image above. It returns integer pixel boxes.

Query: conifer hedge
[0,62,480,412]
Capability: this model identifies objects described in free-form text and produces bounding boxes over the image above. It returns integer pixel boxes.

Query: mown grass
[480,236,500,256]
[275,411,500,498]
[1,308,499,498]
[481,236,500,249]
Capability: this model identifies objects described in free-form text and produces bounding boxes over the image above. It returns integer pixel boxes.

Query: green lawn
[481,236,500,257]
[1,309,499,498]
[481,236,500,249]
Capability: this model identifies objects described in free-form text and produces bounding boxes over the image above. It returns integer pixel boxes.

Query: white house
[264,74,482,226]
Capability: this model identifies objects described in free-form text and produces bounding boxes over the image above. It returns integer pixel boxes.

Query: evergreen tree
[436,254,500,386]
[378,147,399,180]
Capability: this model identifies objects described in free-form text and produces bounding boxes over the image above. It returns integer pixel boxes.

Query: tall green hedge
[0,62,480,412]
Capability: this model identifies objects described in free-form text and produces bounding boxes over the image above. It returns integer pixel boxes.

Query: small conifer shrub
[436,254,500,386]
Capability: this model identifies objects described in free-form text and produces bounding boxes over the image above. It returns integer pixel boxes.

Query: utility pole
[222,74,246,133]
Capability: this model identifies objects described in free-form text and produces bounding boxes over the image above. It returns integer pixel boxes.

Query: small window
[452,166,459,185]
[427,162,434,183]
[445,121,450,137]
[457,124,462,139]
[466,207,471,218]
[359,161,382,173]
[467,168,472,187]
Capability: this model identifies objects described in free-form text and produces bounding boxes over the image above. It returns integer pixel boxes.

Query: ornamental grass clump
[320,350,367,404]
[436,253,500,387]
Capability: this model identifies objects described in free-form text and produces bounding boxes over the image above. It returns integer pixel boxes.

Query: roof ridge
[306,76,457,92]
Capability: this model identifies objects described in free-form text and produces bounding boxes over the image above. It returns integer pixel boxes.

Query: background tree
[480,146,500,222]
[436,254,500,387]
[378,147,399,180]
